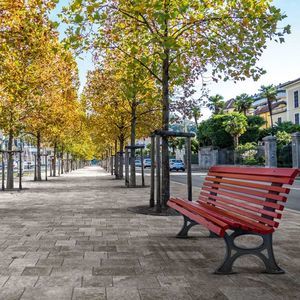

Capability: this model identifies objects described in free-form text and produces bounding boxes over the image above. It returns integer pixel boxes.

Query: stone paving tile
[0,277,8,287]
[36,257,63,267]
[4,276,38,288]
[219,287,274,300]
[113,275,160,288]
[106,287,141,300]
[21,266,52,276]
[20,287,73,300]
[139,286,192,300]
[0,287,24,300]
[83,275,113,287]
[0,166,299,299]
[156,275,190,288]
[35,275,82,288]
[72,287,106,300]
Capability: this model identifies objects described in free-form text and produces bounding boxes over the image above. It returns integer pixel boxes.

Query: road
[139,169,300,211]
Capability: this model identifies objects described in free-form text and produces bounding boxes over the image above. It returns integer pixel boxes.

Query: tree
[0,0,59,188]
[234,93,254,116]
[197,115,233,148]
[259,85,278,133]
[206,94,225,115]
[223,112,247,149]
[240,115,266,144]
[63,0,289,208]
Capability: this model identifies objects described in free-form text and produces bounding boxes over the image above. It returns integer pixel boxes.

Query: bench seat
[167,166,299,274]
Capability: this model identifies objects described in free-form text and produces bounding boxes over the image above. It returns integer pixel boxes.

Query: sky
[52,0,300,118]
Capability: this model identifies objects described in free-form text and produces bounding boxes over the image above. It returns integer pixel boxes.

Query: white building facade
[280,78,300,125]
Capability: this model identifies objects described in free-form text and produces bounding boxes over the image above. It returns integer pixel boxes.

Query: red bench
[167,166,299,274]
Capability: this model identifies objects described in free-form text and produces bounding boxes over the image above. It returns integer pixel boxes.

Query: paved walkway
[0,166,299,299]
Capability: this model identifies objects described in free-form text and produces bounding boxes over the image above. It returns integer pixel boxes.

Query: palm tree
[223,112,248,149]
[206,94,225,115]
[234,93,254,116]
[259,85,278,134]
[191,107,202,127]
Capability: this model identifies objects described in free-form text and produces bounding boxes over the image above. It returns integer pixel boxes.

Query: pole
[115,152,119,179]
[110,155,114,176]
[34,154,37,181]
[155,135,161,212]
[49,157,52,177]
[19,151,22,190]
[1,153,5,191]
[58,156,61,176]
[150,135,155,207]
[45,154,48,181]
[186,137,192,201]
[125,148,129,187]
[141,148,145,187]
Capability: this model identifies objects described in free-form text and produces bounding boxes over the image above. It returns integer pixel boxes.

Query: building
[223,98,235,114]
[280,77,300,125]
[253,100,287,128]
[223,87,288,128]
[251,88,287,128]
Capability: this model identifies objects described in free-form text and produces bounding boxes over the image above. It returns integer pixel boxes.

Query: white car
[170,159,185,171]
[135,159,142,167]
[144,159,152,168]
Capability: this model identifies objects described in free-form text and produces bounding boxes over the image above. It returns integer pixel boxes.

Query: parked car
[144,159,152,168]
[170,159,185,171]
[135,159,142,167]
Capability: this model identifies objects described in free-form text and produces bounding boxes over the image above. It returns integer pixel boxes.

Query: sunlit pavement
[0,166,299,299]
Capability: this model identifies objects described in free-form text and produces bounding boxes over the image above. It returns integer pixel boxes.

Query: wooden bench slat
[198,202,275,233]
[205,177,290,194]
[203,182,286,205]
[208,172,294,184]
[167,200,226,237]
[201,188,283,217]
[200,192,281,224]
[199,196,278,226]
[209,166,299,178]
[169,198,230,229]
[199,197,279,228]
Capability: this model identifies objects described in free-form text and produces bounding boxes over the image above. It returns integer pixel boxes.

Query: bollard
[292,132,300,169]
[263,136,277,167]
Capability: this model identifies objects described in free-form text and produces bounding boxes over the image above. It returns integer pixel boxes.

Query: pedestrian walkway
[0,166,299,299]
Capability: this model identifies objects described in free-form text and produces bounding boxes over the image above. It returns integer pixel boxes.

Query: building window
[294,91,299,108]
[295,113,299,125]
[278,117,282,124]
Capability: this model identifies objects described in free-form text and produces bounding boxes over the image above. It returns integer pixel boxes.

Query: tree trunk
[267,99,274,134]
[66,152,69,173]
[53,142,57,177]
[118,135,124,180]
[234,135,239,149]
[6,130,14,189]
[233,136,239,165]
[36,131,42,181]
[194,115,199,128]
[61,147,64,175]
[130,103,137,187]
[114,140,118,178]
[161,53,170,209]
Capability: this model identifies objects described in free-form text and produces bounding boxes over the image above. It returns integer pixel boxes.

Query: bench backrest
[198,166,299,229]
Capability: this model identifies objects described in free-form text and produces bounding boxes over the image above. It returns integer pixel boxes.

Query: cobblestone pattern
[0,167,299,299]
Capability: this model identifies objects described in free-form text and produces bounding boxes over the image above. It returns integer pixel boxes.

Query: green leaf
[74,14,84,23]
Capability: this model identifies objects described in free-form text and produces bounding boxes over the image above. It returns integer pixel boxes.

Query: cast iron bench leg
[209,231,220,238]
[176,216,198,238]
[215,230,284,275]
